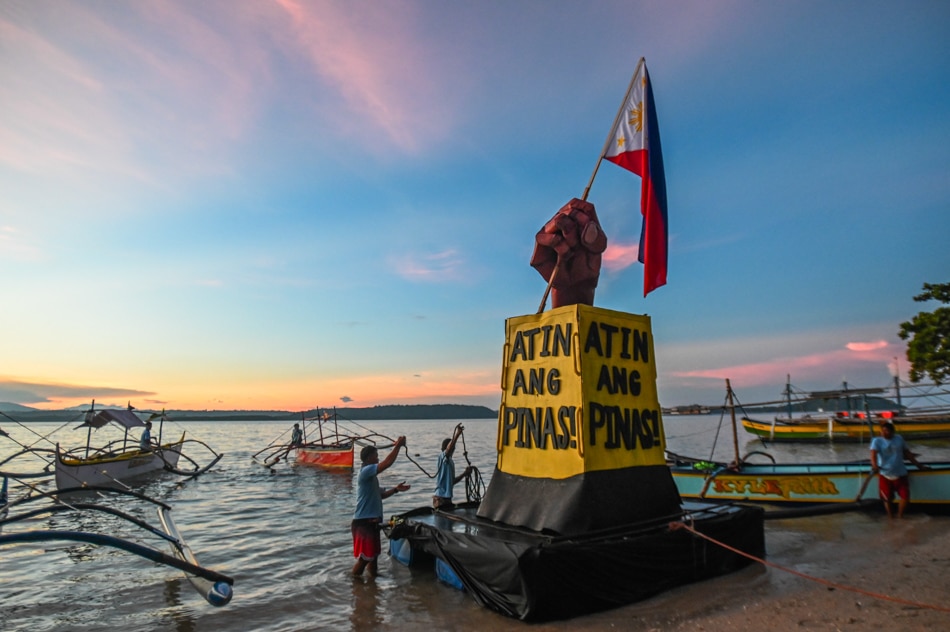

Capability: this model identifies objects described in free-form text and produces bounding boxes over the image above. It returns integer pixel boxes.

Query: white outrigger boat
[54,403,223,489]
[1,416,232,606]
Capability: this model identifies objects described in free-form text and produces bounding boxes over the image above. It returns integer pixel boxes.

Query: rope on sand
[670,521,950,613]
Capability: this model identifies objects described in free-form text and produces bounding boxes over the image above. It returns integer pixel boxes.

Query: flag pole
[580,57,645,202]
[536,257,561,313]
[539,57,645,313]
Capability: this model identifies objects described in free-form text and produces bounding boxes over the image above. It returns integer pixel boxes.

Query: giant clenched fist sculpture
[530,198,607,309]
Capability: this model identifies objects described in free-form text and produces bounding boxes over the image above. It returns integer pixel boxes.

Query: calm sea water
[2,415,949,632]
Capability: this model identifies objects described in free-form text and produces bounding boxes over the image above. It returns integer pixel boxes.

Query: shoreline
[510,509,950,632]
[464,509,950,631]
[626,511,950,631]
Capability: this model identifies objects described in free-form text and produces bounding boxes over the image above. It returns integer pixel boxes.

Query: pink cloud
[0,4,266,186]
[846,340,888,352]
[602,241,640,272]
[275,0,453,153]
[672,341,904,389]
[390,249,464,282]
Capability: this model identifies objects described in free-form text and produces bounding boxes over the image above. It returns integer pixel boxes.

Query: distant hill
[332,404,498,421]
[170,404,498,422]
[1,403,499,422]
[0,402,37,413]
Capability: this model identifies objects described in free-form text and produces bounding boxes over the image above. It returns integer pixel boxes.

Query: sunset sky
[2,1,948,412]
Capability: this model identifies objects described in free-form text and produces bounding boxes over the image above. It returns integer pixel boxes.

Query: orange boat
[294,440,354,468]
[252,409,388,470]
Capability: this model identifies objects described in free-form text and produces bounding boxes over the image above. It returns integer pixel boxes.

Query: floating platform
[385,305,767,620]
[388,500,764,621]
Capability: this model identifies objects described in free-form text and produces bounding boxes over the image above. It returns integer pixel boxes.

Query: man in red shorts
[870,422,929,518]
[352,437,409,577]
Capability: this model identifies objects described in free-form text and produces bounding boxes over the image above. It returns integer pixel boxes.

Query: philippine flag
[603,60,668,296]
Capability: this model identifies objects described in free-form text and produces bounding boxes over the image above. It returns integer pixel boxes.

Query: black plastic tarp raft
[388,500,765,621]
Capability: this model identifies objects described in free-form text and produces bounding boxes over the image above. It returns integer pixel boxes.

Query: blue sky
[1,1,948,411]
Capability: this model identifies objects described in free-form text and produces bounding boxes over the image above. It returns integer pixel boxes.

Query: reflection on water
[349,577,383,631]
[163,579,200,632]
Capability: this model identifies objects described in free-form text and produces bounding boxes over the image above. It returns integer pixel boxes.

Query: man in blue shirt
[290,423,303,447]
[352,436,408,578]
[140,421,153,452]
[432,424,472,509]
[870,422,929,518]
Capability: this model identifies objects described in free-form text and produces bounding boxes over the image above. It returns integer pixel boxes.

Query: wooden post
[727,378,740,466]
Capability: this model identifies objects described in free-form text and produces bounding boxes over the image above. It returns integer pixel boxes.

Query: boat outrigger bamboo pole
[726,379,740,466]
[893,364,903,408]
[863,396,874,441]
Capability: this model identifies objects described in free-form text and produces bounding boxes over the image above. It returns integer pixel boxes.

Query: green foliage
[898,282,950,385]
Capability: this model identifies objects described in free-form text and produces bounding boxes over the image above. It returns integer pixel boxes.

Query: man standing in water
[352,437,409,578]
[870,421,929,518]
[433,424,472,509]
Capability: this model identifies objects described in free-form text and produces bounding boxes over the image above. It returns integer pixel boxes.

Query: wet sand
[618,511,950,632]
[445,511,950,632]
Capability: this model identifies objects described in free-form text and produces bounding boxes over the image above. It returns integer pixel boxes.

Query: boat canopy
[80,409,145,430]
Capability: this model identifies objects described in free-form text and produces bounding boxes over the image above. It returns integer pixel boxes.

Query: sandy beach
[450,509,950,632]
[618,511,950,632]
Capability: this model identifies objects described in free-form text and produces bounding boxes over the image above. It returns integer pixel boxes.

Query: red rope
[670,521,950,613]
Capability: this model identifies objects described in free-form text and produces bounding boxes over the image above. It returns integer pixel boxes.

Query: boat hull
[741,416,950,442]
[668,458,950,509]
[387,502,764,621]
[294,443,354,468]
[55,437,184,489]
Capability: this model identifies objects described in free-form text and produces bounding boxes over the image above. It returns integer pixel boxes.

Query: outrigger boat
[668,380,950,514]
[740,415,950,442]
[0,480,233,606]
[2,403,223,490]
[54,403,223,489]
[252,409,389,470]
[668,454,950,513]
[740,377,950,442]
[294,410,355,468]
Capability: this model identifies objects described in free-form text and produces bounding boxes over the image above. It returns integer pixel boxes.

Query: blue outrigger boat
[667,380,950,515]
[667,454,950,513]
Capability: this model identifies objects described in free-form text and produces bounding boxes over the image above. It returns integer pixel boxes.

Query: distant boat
[252,409,392,469]
[664,406,711,415]
[294,409,355,468]
[739,414,950,442]
[740,376,950,442]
